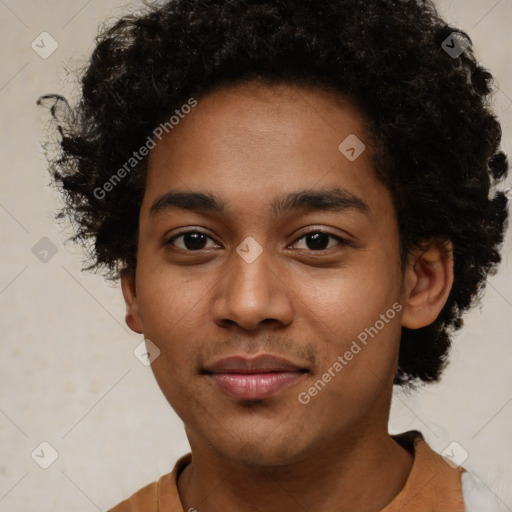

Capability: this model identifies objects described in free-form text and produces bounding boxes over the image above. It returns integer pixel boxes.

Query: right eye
[165,230,220,251]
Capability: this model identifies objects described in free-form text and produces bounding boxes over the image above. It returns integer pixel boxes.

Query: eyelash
[165,229,352,252]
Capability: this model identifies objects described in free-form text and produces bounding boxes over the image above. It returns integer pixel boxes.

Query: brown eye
[291,231,351,251]
[166,231,217,251]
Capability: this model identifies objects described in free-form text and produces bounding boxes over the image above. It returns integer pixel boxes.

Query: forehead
[142,81,388,220]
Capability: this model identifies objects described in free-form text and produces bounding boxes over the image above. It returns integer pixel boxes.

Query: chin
[206,428,314,468]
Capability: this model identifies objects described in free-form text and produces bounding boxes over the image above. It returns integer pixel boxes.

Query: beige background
[0,0,511,510]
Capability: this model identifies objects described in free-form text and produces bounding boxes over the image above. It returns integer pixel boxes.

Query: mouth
[202,354,309,401]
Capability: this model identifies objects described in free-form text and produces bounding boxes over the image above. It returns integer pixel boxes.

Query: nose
[211,243,294,331]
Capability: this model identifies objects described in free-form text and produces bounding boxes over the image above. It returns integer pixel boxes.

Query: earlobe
[401,239,454,329]
[120,268,144,334]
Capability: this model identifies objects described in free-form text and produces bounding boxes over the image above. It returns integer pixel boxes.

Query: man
[38,0,509,510]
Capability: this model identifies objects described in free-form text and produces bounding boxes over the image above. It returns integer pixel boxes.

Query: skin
[121,80,454,512]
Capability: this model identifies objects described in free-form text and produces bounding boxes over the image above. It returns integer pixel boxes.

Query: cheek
[296,264,403,386]
[137,271,202,406]
[137,265,210,336]
[299,298,401,427]
[135,270,209,399]
[299,264,401,335]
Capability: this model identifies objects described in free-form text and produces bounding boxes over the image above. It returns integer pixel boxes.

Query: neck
[177,429,414,512]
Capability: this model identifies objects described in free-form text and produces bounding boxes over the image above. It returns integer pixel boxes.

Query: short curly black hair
[38,0,509,388]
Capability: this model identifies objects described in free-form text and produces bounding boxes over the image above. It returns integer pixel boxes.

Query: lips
[203,355,309,400]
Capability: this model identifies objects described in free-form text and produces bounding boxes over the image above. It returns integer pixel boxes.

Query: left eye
[291,231,348,251]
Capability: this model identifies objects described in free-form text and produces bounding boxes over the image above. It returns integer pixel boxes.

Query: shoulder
[106,479,159,512]
[461,471,508,512]
[106,453,192,512]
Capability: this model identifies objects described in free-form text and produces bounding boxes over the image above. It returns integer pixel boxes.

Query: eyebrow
[149,186,370,219]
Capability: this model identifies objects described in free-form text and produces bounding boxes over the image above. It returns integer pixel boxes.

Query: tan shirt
[107,430,466,512]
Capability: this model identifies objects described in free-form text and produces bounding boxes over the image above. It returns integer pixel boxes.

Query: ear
[120,268,144,334]
[401,238,454,329]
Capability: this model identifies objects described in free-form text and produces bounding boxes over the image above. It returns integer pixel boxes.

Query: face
[122,81,410,466]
